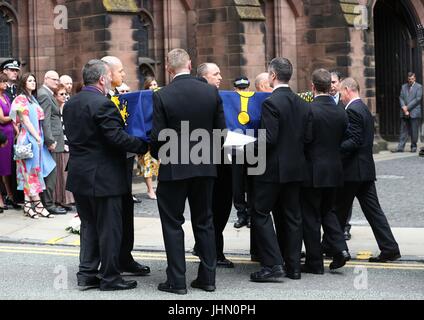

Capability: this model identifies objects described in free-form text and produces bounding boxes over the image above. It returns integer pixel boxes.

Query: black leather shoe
[329,250,351,270]
[132,195,142,203]
[300,251,306,259]
[369,251,401,263]
[301,264,324,275]
[5,196,21,209]
[411,148,417,153]
[158,282,187,295]
[217,258,234,268]
[121,262,151,276]
[344,230,352,241]
[250,265,284,282]
[100,279,137,291]
[285,271,301,280]
[191,279,216,292]
[48,206,67,215]
[234,217,248,229]
[78,277,100,291]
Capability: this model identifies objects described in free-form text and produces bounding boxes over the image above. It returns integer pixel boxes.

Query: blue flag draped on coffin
[219,91,270,134]
[119,90,271,141]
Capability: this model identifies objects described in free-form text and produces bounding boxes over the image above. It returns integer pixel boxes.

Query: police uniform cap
[0,59,21,71]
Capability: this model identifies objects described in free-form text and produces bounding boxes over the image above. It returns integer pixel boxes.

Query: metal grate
[0,12,12,57]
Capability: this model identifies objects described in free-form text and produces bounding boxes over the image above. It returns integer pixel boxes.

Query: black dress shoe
[191,247,199,257]
[329,250,351,270]
[158,282,187,295]
[132,195,142,203]
[369,251,401,263]
[411,148,417,153]
[234,217,248,229]
[344,230,352,241]
[217,258,234,268]
[121,262,151,276]
[191,279,216,292]
[301,264,324,275]
[78,277,100,291]
[100,279,137,291]
[48,206,67,215]
[5,196,21,209]
[250,265,284,282]
[285,271,301,280]
[300,251,306,259]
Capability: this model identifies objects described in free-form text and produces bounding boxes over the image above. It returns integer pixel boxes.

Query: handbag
[13,142,33,160]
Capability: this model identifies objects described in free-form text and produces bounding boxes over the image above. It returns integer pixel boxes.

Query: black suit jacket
[150,74,226,181]
[304,96,348,188]
[256,87,312,184]
[341,98,376,182]
[63,88,148,197]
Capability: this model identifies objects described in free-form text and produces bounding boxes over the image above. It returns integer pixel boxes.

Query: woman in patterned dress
[10,73,56,218]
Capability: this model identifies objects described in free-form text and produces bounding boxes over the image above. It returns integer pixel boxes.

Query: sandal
[33,200,55,218]
[23,201,38,219]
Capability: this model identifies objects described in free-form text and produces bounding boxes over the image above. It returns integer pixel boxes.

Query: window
[0,11,12,57]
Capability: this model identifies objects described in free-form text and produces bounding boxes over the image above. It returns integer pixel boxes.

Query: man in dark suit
[194,62,234,268]
[101,56,150,277]
[301,69,351,274]
[151,49,226,294]
[38,70,67,215]
[392,72,422,153]
[335,77,401,263]
[63,59,148,291]
[250,58,312,282]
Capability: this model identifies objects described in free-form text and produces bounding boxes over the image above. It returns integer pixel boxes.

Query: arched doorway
[374,0,423,141]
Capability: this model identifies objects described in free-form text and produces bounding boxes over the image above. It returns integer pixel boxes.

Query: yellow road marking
[0,246,423,270]
[45,237,66,245]
[70,239,80,246]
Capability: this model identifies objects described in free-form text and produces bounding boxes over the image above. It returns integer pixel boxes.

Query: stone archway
[374,0,423,140]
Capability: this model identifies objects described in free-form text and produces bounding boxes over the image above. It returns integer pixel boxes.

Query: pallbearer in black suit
[301,69,351,274]
[101,56,151,277]
[335,78,401,263]
[250,58,312,282]
[63,60,148,291]
[151,49,226,294]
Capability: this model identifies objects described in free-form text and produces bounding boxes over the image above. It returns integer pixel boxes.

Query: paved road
[0,244,423,301]
[134,155,424,228]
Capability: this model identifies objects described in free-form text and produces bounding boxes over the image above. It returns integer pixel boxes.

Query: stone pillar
[196,0,266,90]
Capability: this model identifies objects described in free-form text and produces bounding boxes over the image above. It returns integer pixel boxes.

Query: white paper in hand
[223,131,257,148]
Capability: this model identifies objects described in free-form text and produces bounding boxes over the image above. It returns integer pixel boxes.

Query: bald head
[44,70,60,90]
[60,75,73,94]
[197,63,222,88]
[255,72,272,92]
[101,56,125,89]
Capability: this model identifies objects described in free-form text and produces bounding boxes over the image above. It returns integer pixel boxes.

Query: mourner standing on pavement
[392,72,423,153]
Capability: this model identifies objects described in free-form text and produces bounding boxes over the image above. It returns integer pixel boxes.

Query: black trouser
[334,181,400,255]
[75,194,123,286]
[212,164,233,260]
[398,117,421,151]
[41,152,58,208]
[119,156,136,268]
[301,187,348,270]
[232,159,249,220]
[252,181,302,270]
[157,177,216,288]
